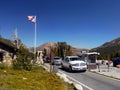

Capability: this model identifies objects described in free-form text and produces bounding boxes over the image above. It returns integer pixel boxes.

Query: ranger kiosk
[78,51,100,69]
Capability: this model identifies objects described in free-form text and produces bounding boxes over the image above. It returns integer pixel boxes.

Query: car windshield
[70,57,80,61]
[54,57,60,60]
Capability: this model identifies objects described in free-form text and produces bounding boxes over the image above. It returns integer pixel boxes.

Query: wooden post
[97,63,100,72]
[50,50,53,73]
[107,55,110,72]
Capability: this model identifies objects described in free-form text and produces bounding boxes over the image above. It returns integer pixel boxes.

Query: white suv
[61,56,87,72]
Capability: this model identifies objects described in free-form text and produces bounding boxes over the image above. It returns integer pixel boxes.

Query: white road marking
[59,71,94,90]
[44,64,93,90]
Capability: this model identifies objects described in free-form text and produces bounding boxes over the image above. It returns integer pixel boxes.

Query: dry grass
[0,66,75,90]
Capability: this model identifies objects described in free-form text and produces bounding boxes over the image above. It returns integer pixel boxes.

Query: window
[70,57,80,61]
[54,57,60,60]
[88,54,96,63]
[65,58,69,62]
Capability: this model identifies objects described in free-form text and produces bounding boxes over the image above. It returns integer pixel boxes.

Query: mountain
[90,37,120,57]
[99,37,120,48]
[70,46,88,55]
[0,37,88,55]
[36,42,57,51]
[36,42,88,55]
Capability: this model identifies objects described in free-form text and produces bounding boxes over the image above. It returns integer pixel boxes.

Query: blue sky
[0,0,120,49]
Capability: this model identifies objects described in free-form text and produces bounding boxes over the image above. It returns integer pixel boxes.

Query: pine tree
[13,45,34,70]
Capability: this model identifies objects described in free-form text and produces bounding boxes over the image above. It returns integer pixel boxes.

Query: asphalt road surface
[45,63,120,90]
[60,68,120,90]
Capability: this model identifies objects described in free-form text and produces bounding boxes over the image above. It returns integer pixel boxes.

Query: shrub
[12,45,34,71]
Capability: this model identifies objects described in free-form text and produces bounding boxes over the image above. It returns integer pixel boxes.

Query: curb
[57,71,83,90]
[73,83,83,90]
[42,64,83,90]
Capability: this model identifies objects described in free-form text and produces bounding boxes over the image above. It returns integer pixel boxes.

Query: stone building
[0,40,17,65]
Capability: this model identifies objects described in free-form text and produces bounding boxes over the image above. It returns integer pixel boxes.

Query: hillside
[0,37,88,55]
[36,42,88,55]
[90,37,120,58]
[100,37,120,48]
[36,42,57,51]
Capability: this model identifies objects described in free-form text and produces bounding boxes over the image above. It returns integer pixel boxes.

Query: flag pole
[27,15,37,62]
[34,16,37,60]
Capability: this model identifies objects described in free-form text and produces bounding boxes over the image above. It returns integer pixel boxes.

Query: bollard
[97,63,100,72]
[52,65,58,73]
[106,63,109,72]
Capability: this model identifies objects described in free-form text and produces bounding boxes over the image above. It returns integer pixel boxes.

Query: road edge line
[59,71,93,90]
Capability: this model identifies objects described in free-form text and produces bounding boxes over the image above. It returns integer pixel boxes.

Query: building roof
[0,40,17,53]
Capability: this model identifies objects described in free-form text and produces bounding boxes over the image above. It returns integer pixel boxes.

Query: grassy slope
[0,66,74,90]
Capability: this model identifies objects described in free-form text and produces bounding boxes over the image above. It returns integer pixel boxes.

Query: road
[60,68,120,90]
[45,63,120,90]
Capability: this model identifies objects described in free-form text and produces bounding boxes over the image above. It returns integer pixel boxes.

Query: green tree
[13,45,34,71]
[49,42,73,58]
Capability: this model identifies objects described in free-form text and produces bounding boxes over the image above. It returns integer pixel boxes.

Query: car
[52,56,62,65]
[112,57,120,67]
[44,56,50,63]
[61,56,87,72]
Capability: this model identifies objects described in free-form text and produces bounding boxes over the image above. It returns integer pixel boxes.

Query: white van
[61,56,87,72]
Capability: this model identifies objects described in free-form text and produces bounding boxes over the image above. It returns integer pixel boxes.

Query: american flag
[28,16,36,23]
